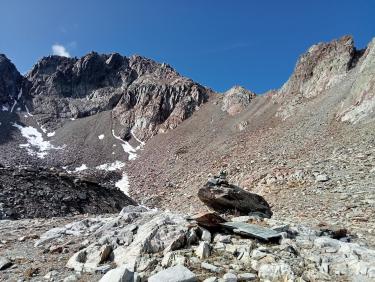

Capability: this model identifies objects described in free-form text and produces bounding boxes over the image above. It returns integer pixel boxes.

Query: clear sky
[0,1,374,93]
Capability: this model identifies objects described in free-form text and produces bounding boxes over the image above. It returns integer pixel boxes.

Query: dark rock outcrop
[0,166,137,219]
[198,173,272,218]
[0,54,28,110]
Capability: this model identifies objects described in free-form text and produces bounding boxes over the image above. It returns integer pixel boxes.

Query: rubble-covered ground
[1,206,374,281]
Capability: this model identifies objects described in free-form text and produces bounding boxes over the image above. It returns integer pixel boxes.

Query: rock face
[197,173,272,218]
[0,166,137,219]
[221,86,255,115]
[338,38,375,123]
[274,35,375,123]
[279,35,357,99]
[25,53,211,140]
[0,54,28,110]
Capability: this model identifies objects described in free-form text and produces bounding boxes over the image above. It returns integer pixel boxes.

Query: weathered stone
[148,265,197,282]
[191,212,226,229]
[99,265,138,282]
[315,174,330,182]
[201,228,212,243]
[213,234,232,244]
[258,262,294,281]
[201,262,222,273]
[221,222,281,241]
[198,177,272,218]
[203,277,218,282]
[237,273,257,281]
[162,251,187,267]
[231,216,251,223]
[222,272,237,282]
[0,257,12,270]
[195,241,211,259]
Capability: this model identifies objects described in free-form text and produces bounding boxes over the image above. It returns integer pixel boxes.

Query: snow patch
[96,161,125,171]
[25,105,33,116]
[74,164,88,172]
[10,100,17,113]
[131,128,145,146]
[98,134,105,140]
[47,131,56,137]
[112,130,138,161]
[121,142,138,161]
[40,126,47,134]
[12,123,64,159]
[1,105,9,111]
[115,173,130,195]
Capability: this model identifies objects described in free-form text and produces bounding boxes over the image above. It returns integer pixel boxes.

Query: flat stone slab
[148,265,197,282]
[221,222,281,241]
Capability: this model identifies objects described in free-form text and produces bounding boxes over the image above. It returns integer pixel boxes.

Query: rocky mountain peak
[0,54,26,107]
[221,85,256,115]
[20,52,212,140]
[279,35,358,99]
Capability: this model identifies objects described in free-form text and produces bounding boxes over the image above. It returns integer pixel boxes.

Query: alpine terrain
[1,35,375,281]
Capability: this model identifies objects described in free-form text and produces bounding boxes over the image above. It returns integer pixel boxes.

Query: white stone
[201,228,212,243]
[201,262,222,273]
[214,234,231,243]
[223,272,237,282]
[99,265,137,282]
[203,277,218,282]
[258,262,294,281]
[195,241,211,259]
[237,273,257,281]
[148,265,197,282]
[315,174,330,182]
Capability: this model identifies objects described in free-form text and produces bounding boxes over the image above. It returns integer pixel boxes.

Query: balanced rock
[198,174,272,218]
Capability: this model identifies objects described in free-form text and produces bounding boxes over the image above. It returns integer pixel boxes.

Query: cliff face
[274,35,375,122]
[24,52,211,140]
[0,55,28,110]
[280,35,357,99]
[337,38,375,123]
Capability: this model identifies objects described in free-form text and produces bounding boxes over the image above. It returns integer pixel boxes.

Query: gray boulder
[148,265,197,282]
[99,265,139,282]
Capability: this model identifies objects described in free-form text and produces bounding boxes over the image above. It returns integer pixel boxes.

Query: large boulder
[198,173,272,218]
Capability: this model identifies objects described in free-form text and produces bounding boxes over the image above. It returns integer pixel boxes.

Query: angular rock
[195,241,210,259]
[0,256,12,270]
[258,262,294,281]
[201,262,222,273]
[237,273,257,281]
[148,265,197,282]
[198,175,272,218]
[223,273,237,282]
[221,222,281,241]
[99,265,138,282]
[203,277,218,282]
[213,234,232,244]
[190,212,226,229]
[201,228,212,243]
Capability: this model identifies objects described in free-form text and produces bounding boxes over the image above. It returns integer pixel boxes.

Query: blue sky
[0,1,374,93]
